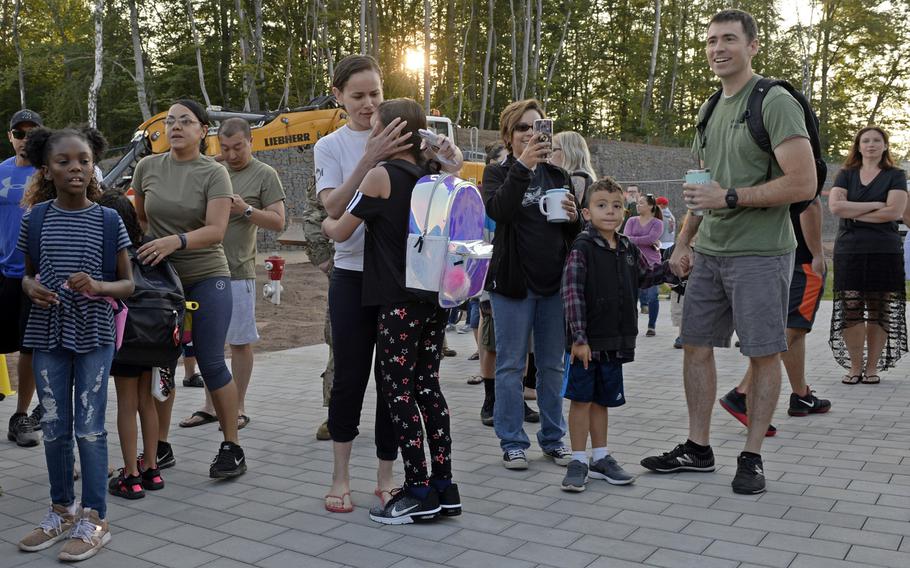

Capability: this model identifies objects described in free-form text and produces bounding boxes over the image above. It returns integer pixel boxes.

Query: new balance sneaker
[589,455,636,485]
[140,466,164,491]
[30,404,45,431]
[543,446,572,466]
[18,504,75,552]
[8,412,40,447]
[58,508,111,562]
[210,441,247,479]
[718,388,777,437]
[369,487,441,525]
[523,402,540,423]
[640,443,715,473]
[434,481,462,516]
[108,470,145,499]
[561,460,588,492]
[502,449,528,470]
[480,398,494,427]
[732,452,766,494]
[788,388,831,417]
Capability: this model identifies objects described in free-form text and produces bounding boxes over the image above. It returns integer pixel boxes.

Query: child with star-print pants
[376,301,453,488]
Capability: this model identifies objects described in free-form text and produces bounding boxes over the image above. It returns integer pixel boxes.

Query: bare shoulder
[360,165,390,198]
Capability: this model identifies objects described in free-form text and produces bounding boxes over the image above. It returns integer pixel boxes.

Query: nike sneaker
[732,452,766,494]
[640,443,715,473]
[369,487,441,525]
[209,441,247,479]
[787,387,831,417]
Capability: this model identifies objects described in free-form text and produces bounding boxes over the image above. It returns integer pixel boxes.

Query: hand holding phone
[418,129,457,168]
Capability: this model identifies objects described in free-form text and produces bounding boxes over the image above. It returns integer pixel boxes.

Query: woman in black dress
[828,126,908,384]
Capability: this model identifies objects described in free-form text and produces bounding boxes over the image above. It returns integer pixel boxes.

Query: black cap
[10,109,42,130]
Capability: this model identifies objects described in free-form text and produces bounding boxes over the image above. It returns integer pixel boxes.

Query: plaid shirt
[562,225,675,347]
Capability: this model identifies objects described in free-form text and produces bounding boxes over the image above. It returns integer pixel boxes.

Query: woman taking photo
[315,55,462,513]
[483,99,579,470]
[132,99,246,478]
[550,131,596,207]
[624,194,664,336]
[828,126,908,384]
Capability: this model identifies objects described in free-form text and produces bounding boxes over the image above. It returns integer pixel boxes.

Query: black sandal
[842,374,862,384]
[862,374,881,384]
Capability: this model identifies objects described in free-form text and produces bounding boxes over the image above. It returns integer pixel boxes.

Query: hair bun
[23,127,53,167]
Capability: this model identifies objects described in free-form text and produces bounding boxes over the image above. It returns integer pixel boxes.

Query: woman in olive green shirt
[133,99,247,479]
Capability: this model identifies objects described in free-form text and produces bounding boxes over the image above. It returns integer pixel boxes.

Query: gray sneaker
[589,455,636,485]
[8,413,40,447]
[543,446,572,467]
[560,460,588,492]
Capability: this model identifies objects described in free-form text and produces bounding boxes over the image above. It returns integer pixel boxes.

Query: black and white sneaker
[7,412,40,447]
[543,446,572,466]
[369,488,441,525]
[209,441,247,479]
[436,482,462,516]
[502,449,528,470]
[154,440,176,470]
[640,443,715,473]
[732,452,766,494]
[30,405,45,431]
[788,387,831,417]
[480,398,494,427]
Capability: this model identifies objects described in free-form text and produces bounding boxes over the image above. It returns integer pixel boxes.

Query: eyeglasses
[164,117,200,128]
[10,129,27,140]
[513,123,533,133]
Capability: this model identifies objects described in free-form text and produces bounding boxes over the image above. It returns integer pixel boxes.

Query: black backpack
[113,247,185,368]
[696,78,826,213]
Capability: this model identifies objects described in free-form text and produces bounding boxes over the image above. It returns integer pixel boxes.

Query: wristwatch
[725,187,739,209]
[243,205,254,219]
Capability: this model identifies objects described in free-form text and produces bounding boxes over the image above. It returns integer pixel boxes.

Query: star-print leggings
[377,301,453,488]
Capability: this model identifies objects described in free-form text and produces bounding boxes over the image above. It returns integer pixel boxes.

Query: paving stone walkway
[2,301,910,567]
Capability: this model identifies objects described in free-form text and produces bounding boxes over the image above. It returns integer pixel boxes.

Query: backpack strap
[100,206,119,282]
[26,201,52,273]
[695,88,724,150]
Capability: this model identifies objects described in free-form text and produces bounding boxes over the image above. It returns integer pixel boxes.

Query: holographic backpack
[406,172,493,308]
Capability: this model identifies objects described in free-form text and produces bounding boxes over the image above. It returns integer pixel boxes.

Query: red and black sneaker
[718,388,776,437]
[108,470,145,499]
[141,466,164,491]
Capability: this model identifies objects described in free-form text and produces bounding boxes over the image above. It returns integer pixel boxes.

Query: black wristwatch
[725,187,739,209]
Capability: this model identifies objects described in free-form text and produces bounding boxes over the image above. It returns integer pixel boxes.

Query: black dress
[829,167,908,371]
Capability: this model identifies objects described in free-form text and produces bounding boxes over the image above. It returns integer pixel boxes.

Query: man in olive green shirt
[640,9,816,495]
[182,118,285,430]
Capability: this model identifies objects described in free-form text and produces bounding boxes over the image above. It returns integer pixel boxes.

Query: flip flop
[325,492,353,513]
[842,374,862,384]
[179,411,218,428]
[374,487,394,506]
[220,414,251,431]
[862,374,881,384]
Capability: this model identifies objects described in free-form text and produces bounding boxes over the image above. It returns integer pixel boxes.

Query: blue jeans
[491,291,566,452]
[640,286,660,329]
[34,345,115,519]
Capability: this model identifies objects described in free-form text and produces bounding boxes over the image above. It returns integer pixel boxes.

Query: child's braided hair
[21,126,108,207]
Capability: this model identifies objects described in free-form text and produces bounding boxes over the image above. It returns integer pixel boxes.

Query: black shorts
[562,354,626,408]
[787,262,826,331]
[110,361,152,378]
[0,275,31,355]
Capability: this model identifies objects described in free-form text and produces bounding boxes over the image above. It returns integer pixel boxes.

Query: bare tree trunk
[542,7,571,112]
[509,0,517,100]
[530,0,541,98]
[12,0,24,108]
[455,1,474,126]
[489,46,498,129]
[666,3,681,113]
[868,56,902,124]
[186,0,212,107]
[87,0,104,128]
[359,0,366,54]
[423,0,431,114]
[253,0,264,108]
[519,0,530,99]
[640,0,661,129]
[479,0,494,129]
[234,0,254,110]
[128,0,151,120]
[280,43,293,109]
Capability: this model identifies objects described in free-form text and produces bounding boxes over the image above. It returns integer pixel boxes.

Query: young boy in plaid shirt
[560,178,676,492]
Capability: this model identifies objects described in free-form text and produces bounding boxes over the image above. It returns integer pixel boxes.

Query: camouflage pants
[322,271,334,407]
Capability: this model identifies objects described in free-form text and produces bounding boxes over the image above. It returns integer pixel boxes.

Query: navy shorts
[562,354,626,408]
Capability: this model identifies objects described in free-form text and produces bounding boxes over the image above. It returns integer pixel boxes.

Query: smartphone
[533,118,553,145]
[417,129,457,168]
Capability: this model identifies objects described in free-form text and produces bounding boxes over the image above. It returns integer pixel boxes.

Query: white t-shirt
[314,125,370,271]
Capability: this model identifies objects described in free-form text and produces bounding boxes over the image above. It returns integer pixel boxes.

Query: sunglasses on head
[513,123,533,133]
[10,129,27,140]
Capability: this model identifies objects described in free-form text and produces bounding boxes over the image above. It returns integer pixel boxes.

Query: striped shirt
[17,202,130,353]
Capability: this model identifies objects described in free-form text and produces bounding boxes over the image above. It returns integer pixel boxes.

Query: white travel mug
[538,188,571,223]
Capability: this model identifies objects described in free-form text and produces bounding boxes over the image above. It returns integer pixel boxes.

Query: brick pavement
[2,301,910,567]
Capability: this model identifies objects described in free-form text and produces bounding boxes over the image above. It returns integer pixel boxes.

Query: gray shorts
[226,279,260,346]
[681,252,794,357]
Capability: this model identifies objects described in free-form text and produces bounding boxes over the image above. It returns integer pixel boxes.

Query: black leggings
[377,302,452,488]
[327,268,397,461]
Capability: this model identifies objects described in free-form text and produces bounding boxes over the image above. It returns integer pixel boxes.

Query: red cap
[655,196,669,206]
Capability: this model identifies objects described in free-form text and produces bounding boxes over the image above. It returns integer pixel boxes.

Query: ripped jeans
[33,345,114,519]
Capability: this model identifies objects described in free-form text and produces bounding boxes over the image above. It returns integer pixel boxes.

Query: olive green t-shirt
[691,75,809,256]
[223,158,286,279]
[133,153,233,285]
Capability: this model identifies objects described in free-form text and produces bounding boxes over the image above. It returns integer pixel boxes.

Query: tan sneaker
[18,504,75,552]
[58,508,111,562]
[316,420,331,440]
